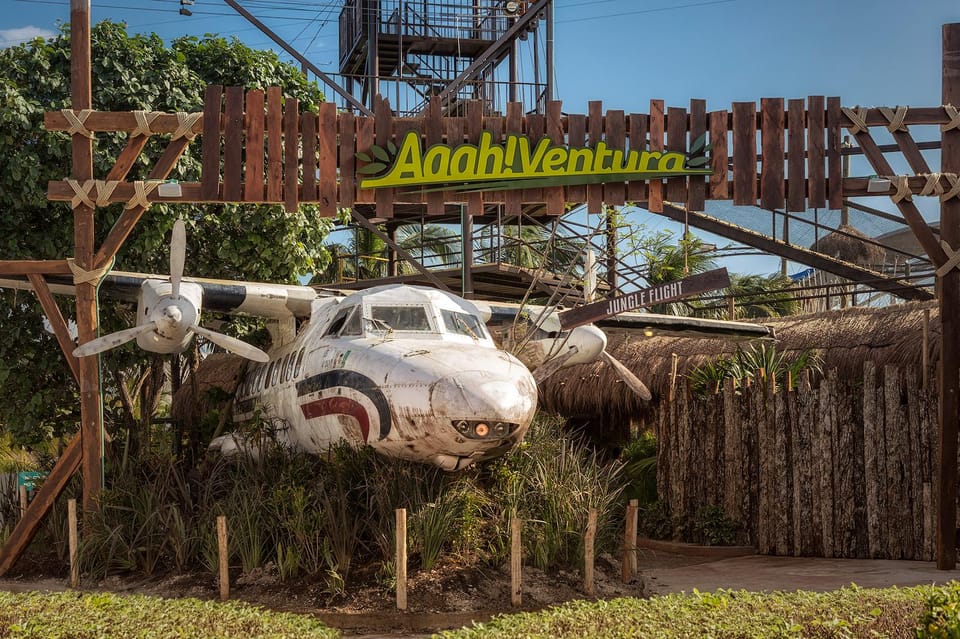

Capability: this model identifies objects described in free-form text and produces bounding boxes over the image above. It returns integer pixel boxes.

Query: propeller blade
[191,324,270,362]
[170,219,186,299]
[73,322,158,358]
[600,350,652,401]
[532,346,580,385]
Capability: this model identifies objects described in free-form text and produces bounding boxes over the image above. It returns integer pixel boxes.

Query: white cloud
[0,26,56,48]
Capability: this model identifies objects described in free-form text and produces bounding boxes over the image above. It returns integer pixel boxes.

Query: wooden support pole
[68,499,78,588]
[923,308,931,392]
[510,515,522,608]
[27,274,80,383]
[217,515,229,600]
[18,486,27,521]
[395,508,407,611]
[937,22,960,570]
[584,509,597,596]
[622,499,638,582]
[728,295,736,320]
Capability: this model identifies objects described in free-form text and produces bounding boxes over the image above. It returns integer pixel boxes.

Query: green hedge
[437,586,943,639]
[0,591,338,639]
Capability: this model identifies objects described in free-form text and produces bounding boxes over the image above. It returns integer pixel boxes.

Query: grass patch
[437,585,942,638]
[0,591,338,639]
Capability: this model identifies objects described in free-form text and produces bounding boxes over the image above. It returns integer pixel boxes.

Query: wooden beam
[27,274,80,383]
[937,22,960,571]
[0,434,81,576]
[0,260,71,276]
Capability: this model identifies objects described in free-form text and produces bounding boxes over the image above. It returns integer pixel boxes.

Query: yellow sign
[359,130,712,192]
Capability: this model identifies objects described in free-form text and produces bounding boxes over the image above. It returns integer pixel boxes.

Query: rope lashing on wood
[66,257,112,285]
[937,240,960,277]
[125,180,161,210]
[890,175,913,203]
[60,109,95,139]
[66,179,96,209]
[841,106,869,134]
[172,112,202,141]
[131,110,161,137]
[942,105,960,132]
[942,173,960,202]
[882,173,960,203]
[878,106,909,132]
[920,173,944,198]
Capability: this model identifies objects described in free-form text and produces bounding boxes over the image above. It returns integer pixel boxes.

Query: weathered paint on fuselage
[231,285,538,470]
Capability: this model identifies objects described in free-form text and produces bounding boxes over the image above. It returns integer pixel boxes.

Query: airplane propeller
[72,220,270,363]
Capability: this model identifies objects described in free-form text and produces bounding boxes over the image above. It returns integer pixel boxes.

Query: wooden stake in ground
[68,499,78,588]
[18,486,27,521]
[395,508,407,611]
[217,516,229,601]
[511,515,522,607]
[622,499,638,582]
[584,509,597,596]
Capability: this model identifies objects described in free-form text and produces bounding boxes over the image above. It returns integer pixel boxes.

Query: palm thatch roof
[541,301,939,426]
[811,224,887,266]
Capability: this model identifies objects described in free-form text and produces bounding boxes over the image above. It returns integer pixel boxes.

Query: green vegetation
[918,582,960,638]
[0,591,338,639]
[438,585,946,639]
[688,343,824,396]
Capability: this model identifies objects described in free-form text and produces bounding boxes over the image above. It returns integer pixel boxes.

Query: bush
[437,585,938,639]
[918,582,960,638]
[0,591,338,639]
[692,505,740,546]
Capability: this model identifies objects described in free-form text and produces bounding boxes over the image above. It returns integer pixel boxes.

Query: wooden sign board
[558,268,731,330]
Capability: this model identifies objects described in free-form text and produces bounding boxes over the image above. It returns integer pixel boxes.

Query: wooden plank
[760,98,785,210]
[732,102,758,206]
[506,102,524,217]
[243,89,265,202]
[0,260,71,276]
[545,101,565,214]
[863,362,882,557]
[510,516,522,607]
[446,116,465,205]
[773,381,790,555]
[201,85,223,201]
[627,113,648,203]
[355,116,375,204]
[604,109,626,206]
[834,370,856,557]
[222,86,244,202]
[709,110,729,200]
[339,112,355,209]
[588,101,603,213]
[583,509,597,596]
[567,114,587,204]
[217,515,229,600]
[426,97,445,216]
[523,113,545,204]
[318,103,337,216]
[787,99,806,212]
[283,97,299,213]
[27,274,79,383]
[106,135,150,183]
[818,373,835,557]
[0,434,81,576]
[396,508,407,610]
[483,113,505,205]
[688,99,707,211]
[827,96,843,210]
[467,101,485,217]
[666,106,687,204]
[649,100,665,213]
[806,96,825,209]
[300,111,318,202]
[374,96,394,220]
[266,87,283,202]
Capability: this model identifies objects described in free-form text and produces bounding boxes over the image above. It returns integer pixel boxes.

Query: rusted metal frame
[436,0,550,108]
[850,128,948,266]
[92,136,194,269]
[0,434,82,576]
[656,202,932,301]
[27,274,80,383]
[936,22,960,570]
[348,210,453,293]
[223,0,371,116]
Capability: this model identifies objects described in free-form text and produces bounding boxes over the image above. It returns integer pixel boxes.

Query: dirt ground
[0,549,710,635]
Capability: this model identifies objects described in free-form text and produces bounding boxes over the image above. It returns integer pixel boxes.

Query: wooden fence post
[396,508,407,611]
[67,498,78,588]
[584,508,597,596]
[217,515,229,601]
[622,499,638,582]
[511,514,522,607]
[18,486,27,521]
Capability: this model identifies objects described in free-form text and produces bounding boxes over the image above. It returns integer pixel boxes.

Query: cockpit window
[441,309,487,339]
[369,305,432,332]
[340,306,362,335]
[324,306,351,336]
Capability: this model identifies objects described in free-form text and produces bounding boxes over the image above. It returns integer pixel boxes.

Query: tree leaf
[387,141,397,155]
[690,131,708,154]
[687,156,711,167]
[356,151,372,163]
[370,145,390,162]
[357,162,387,174]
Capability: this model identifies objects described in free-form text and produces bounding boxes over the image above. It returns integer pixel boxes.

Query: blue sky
[3,0,960,278]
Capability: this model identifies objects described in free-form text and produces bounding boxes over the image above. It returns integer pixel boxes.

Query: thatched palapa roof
[811,224,887,266]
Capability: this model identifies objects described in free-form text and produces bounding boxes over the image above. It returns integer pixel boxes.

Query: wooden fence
[656,363,938,560]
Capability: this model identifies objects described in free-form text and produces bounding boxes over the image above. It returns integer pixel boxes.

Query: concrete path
[642,554,960,594]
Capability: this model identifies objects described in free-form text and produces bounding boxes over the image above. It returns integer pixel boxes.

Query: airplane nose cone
[430,368,538,426]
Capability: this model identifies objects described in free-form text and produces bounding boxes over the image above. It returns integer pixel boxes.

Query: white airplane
[0,221,774,470]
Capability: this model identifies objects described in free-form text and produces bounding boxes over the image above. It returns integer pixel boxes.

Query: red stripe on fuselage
[300,397,370,442]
